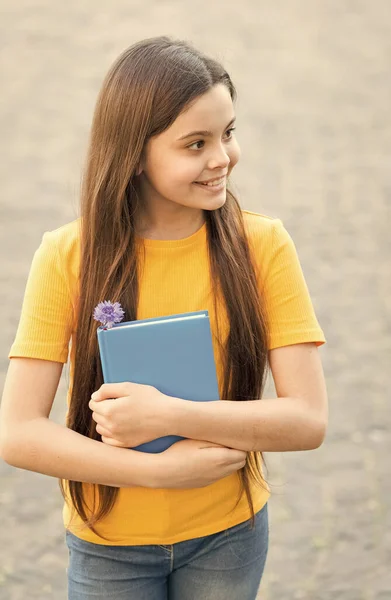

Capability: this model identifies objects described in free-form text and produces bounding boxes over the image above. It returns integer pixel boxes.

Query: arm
[0,358,159,488]
[169,342,328,452]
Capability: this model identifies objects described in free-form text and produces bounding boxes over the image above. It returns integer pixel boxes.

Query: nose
[207,143,231,170]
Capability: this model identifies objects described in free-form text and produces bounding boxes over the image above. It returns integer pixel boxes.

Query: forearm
[1,417,158,488]
[170,397,326,452]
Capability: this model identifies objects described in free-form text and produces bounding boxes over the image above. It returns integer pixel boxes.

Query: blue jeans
[65,502,269,600]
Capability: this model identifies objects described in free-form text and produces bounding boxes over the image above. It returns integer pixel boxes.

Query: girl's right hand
[153,438,247,489]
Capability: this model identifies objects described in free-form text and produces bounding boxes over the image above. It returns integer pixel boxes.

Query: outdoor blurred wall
[0,1,390,598]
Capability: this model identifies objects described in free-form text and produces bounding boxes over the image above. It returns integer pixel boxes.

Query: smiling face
[135,84,241,230]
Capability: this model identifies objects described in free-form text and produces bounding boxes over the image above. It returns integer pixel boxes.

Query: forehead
[169,84,234,135]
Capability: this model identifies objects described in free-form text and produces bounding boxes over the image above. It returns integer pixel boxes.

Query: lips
[194,175,226,186]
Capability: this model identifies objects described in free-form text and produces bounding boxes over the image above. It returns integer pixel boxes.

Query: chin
[198,192,227,206]
[206,194,227,210]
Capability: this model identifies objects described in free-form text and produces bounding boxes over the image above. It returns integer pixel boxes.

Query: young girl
[0,36,328,599]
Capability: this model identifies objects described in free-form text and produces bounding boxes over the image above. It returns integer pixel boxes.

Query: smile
[193,176,226,192]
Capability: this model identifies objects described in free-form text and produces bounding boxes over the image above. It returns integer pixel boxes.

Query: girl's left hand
[89,382,175,448]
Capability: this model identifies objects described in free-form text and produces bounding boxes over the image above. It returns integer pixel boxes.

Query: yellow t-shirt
[8,210,326,545]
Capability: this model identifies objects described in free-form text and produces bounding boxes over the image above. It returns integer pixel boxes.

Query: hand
[154,438,247,489]
[89,382,175,448]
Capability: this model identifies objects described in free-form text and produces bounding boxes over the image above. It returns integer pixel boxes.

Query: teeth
[198,177,225,187]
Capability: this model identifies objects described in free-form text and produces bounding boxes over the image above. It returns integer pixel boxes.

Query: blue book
[96,310,220,453]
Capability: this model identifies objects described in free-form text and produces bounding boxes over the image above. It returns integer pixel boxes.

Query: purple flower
[93,300,125,329]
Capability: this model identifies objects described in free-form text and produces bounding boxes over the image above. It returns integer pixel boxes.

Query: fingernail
[91,392,98,400]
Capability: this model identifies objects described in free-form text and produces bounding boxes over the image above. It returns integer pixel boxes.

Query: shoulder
[241,209,286,252]
[40,218,81,288]
[43,218,81,263]
[44,218,81,252]
[240,210,298,277]
[241,209,279,233]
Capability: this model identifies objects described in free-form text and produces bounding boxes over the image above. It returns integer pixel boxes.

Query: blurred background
[0,1,390,598]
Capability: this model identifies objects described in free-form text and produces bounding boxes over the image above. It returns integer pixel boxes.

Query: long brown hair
[59,35,270,541]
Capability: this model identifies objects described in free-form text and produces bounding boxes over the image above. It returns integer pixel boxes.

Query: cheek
[228,142,241,169]
[144,144,195,187]
[165,158,200,186]
[148,156,194,190]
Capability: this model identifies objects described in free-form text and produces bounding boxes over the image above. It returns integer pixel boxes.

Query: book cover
[96,310,220,453]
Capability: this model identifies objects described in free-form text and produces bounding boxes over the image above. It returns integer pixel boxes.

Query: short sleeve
[263,219,326,350]
[8,231,74,363]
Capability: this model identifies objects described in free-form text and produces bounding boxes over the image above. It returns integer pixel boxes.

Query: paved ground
[0,1,390,598]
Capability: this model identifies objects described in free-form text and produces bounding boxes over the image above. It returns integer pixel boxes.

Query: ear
[135,164,143,176]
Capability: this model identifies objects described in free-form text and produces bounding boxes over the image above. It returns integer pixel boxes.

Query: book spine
[97,330,110,383]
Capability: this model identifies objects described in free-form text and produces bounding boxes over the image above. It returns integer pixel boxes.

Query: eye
[187,127,236,151]
[225,127,236,138]
[188,139,205,151]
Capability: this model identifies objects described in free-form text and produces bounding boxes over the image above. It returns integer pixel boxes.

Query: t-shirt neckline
[136,221,207,249]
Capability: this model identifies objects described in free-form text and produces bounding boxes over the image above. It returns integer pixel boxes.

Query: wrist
[163,395,191,437]
[147,453,166,489]
[132,451,163,488]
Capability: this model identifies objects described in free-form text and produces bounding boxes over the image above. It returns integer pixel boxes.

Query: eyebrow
[177,117,236,141]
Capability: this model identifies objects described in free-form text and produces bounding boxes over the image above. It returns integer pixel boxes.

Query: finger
[89,399,99,411]
[96,423,113,437]
[91,382,134,401]
[101,436,128,448]
[89,398,115,414]
[91,412,110,428]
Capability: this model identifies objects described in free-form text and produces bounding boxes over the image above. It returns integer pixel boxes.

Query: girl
[0,36,328,599]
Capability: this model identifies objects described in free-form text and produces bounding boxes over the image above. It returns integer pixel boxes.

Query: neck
[135,209,206,241]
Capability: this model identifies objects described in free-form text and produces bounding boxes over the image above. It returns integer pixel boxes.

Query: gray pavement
[0,1,390,598]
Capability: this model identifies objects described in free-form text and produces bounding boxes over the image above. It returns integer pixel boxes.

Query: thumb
[90,390,105,401]
[91,382,131,401]
[90,393,105,402]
